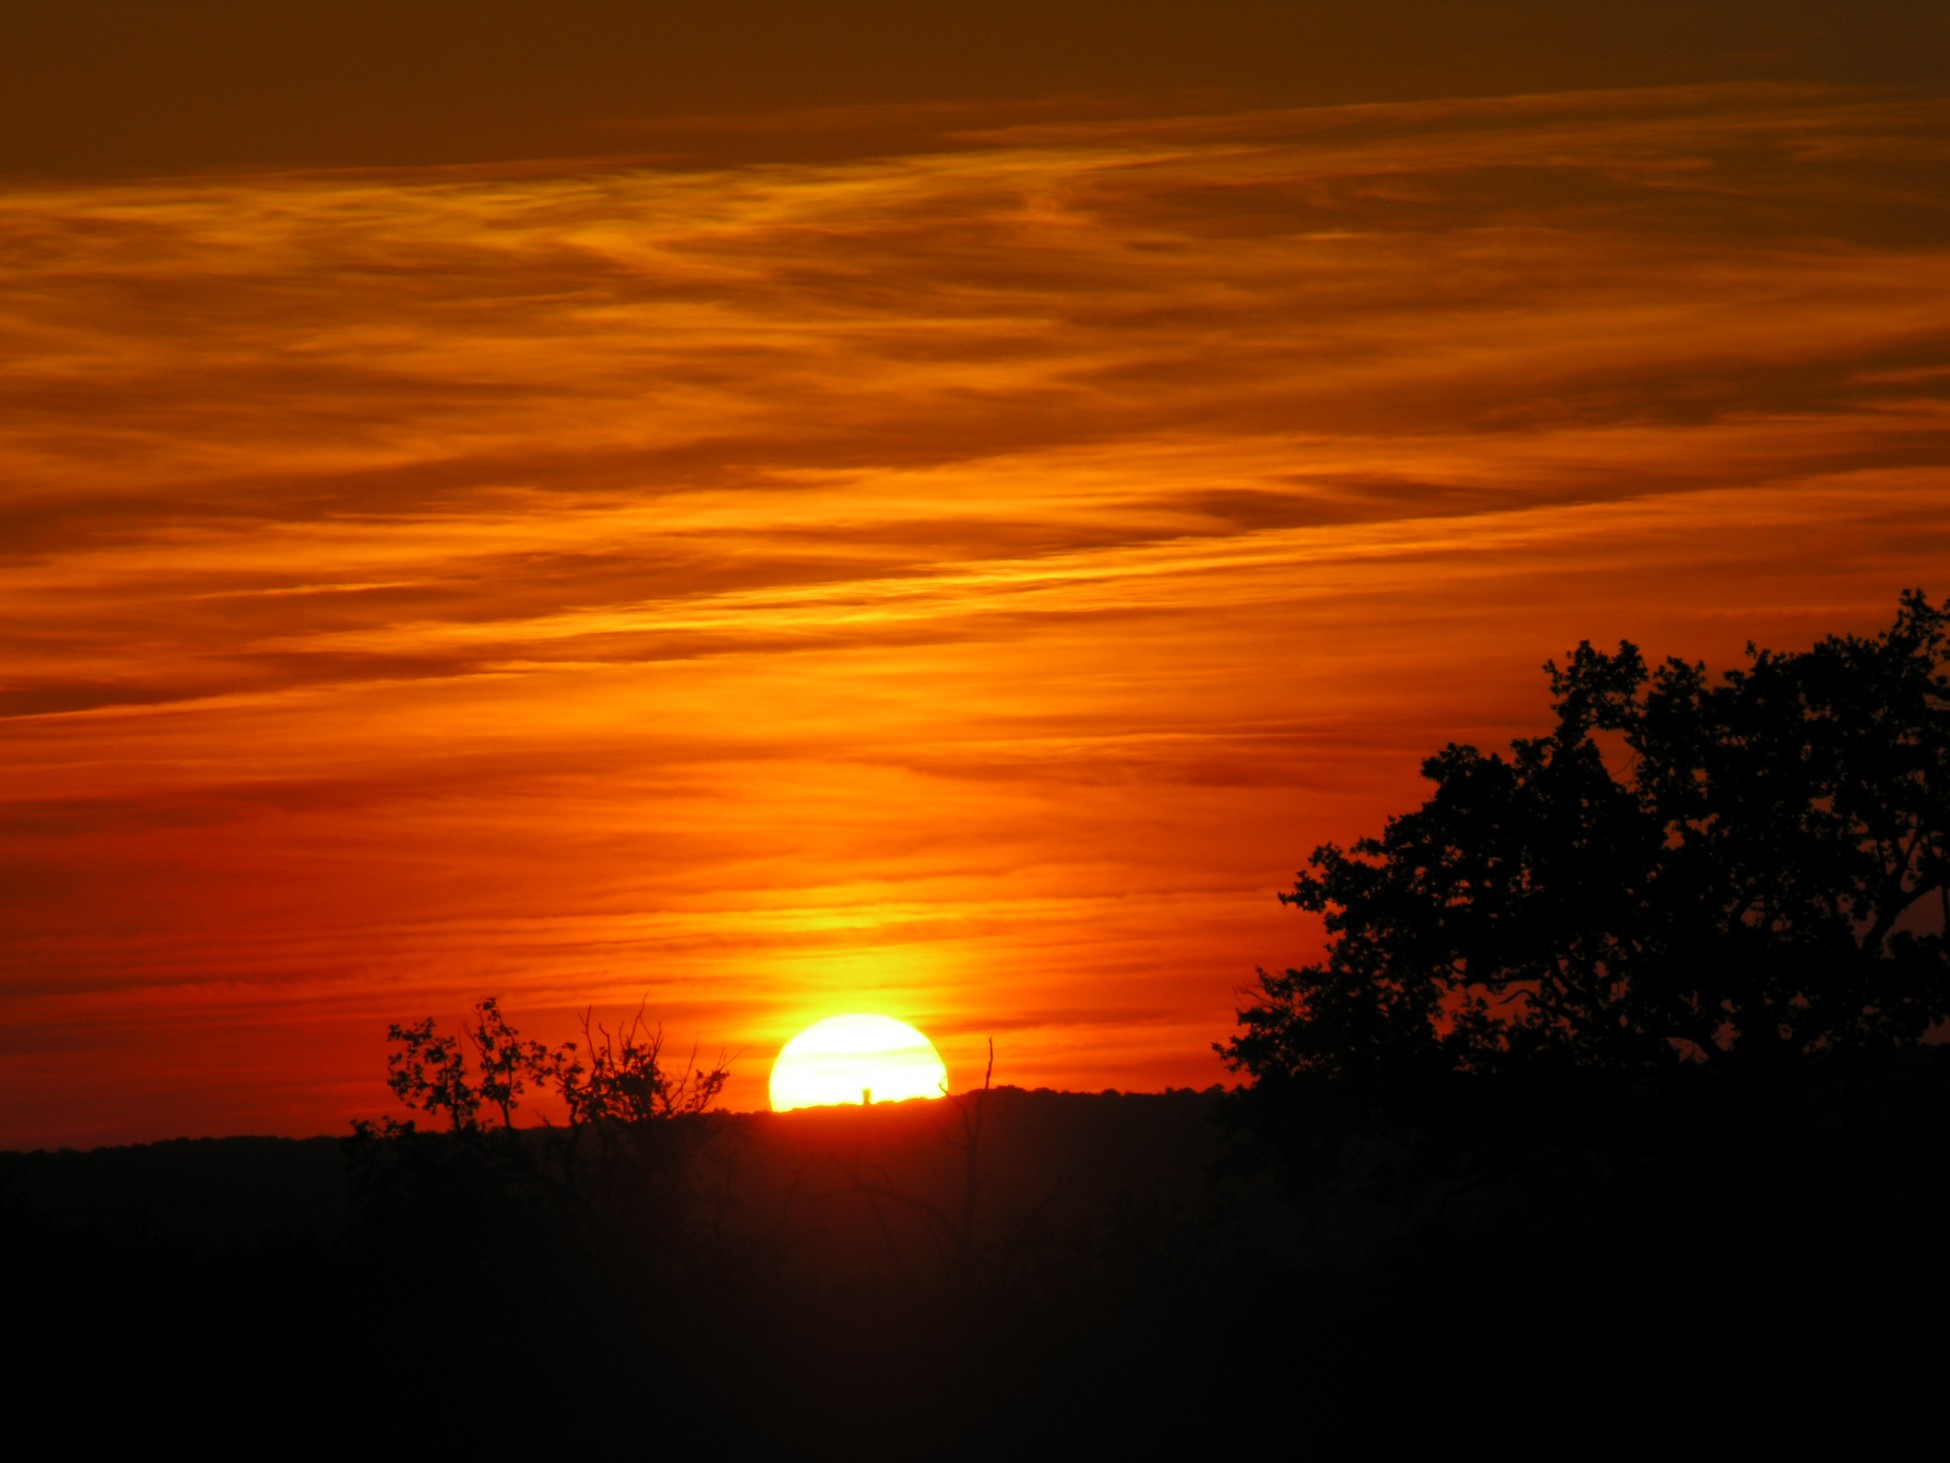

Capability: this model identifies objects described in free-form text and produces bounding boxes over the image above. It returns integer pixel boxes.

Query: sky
[4,2,1948,1148]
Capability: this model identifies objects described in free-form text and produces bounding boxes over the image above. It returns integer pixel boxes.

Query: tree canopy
[349,998,733,1247]
[1220,590,1950,1093]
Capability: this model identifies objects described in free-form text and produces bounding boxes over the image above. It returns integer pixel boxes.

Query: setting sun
[769,1015,950,1111]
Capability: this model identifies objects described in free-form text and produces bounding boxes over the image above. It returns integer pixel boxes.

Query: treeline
[9,1064,1948,1451]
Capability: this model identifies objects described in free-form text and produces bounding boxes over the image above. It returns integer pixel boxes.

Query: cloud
[4,81,1948,1143]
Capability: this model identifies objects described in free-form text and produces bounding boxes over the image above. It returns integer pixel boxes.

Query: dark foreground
[9,1072,1947,1452]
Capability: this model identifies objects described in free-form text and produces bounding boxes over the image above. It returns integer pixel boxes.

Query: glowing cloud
[2,80,1947,1145]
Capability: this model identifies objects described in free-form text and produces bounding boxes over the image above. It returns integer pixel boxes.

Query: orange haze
[3,6,1948,1147]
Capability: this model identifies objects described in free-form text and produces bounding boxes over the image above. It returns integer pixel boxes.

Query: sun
[769,1014,949,1111]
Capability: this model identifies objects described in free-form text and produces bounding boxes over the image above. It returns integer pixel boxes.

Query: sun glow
[769,1014,949,1111]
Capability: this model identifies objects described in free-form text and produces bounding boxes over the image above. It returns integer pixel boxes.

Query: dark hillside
[7,1073,1946,1451]
[0,1134,348,1247]
[0,1088,1240,1261]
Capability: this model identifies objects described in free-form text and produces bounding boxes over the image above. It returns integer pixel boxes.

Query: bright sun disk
[769,1014,948,1111]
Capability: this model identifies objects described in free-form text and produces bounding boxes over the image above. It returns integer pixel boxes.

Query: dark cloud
[9,3,1946,179]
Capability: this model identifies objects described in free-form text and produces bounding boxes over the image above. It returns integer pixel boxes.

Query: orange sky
[4,6,1948,1147]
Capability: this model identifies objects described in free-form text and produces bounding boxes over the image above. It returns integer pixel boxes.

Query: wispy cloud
[4,83,1947,1144]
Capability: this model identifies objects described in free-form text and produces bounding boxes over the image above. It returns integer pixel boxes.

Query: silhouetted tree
[1221,590,1949,1094]
[350,997,733,1245]
[373,996,731,1136]
[339,1001,747,1432]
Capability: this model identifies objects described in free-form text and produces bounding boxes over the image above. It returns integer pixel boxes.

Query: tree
[1219,590,1950,1096]
[351,997,734,1240]
[368,995,730,1136]
[342,1001,747,1427]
